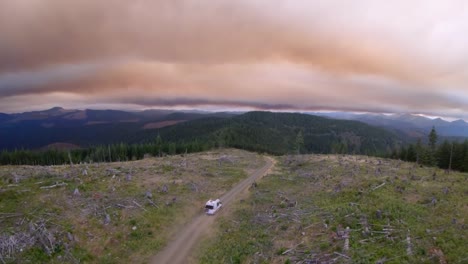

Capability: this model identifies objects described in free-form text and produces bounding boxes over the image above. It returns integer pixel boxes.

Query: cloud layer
[1,0,468,119]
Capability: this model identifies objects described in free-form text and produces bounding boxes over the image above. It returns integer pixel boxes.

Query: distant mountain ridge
[312,112,468,138]
[0,108,402,156]
[0,107,236,150]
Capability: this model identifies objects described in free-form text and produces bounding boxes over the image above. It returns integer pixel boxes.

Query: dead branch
[0,213,23,219]
[115,204,134,209]
[147,198,159,208]
[40,182,67,189]
[281,242,303,255]
[372,182,386,191]
[333,252,350,259]
[132,200,148,212]
[406,231,412,256]
[344,226,350,251]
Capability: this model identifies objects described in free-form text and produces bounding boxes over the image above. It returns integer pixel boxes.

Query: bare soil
[142,120,187,129]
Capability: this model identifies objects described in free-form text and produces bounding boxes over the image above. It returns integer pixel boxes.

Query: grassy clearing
[198,155,467,264]
[0,149,264,263]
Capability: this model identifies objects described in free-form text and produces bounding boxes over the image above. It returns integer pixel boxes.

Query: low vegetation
[198,154,467,263]
[0,149,264,263]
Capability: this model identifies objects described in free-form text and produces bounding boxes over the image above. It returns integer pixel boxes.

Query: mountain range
[1,107,466,153]
[0,107,403,155]
[312,112,468,139]
[0,107,233,150]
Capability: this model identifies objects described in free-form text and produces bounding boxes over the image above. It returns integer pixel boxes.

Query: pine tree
[407,144,416,162]
[399,146,408,160]
[155,134,163,157]
[168,143,177,155]
[295,130,304,154]
[415,139,423,164]
[437,140,452,169]
[428,126,438,150]
[427,127,438,166]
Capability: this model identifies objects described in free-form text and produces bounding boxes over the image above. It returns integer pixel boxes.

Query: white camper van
[205,199,222,215]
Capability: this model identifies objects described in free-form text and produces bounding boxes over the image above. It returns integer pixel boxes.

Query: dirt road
[151,157,274,264]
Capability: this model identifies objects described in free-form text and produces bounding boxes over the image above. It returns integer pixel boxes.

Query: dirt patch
[143,120,187,129]
[405,192,422,203]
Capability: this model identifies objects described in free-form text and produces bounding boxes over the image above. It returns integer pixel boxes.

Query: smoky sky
[0,0,468,119]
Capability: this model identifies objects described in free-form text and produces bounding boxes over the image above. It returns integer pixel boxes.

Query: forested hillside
[3,112,465,173]
[0,112,403,166]
[156,112,401,155]
[0,108,232,150]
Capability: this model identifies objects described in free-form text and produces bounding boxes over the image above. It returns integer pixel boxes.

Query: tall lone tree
[428,126,438,166]
[429,126,438,150]
[295,130,304,154]
[155,134,163,157]
[448,142,454,173]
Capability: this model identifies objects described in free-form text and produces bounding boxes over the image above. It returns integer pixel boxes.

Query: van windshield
[205,205,214,210]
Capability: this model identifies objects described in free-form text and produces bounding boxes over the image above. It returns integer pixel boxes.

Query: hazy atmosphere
[1,2,468,263]
[1,0,467,119]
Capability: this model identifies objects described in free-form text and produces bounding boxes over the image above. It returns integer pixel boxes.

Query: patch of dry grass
[0,149,264,263]
[198,154,468,264]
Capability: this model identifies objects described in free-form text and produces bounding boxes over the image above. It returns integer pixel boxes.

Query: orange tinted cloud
[0,0,468,119]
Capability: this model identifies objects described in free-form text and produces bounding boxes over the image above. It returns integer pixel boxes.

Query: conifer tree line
[1,125,467,172]
[0,136,210,166]
[389,127,468,172]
